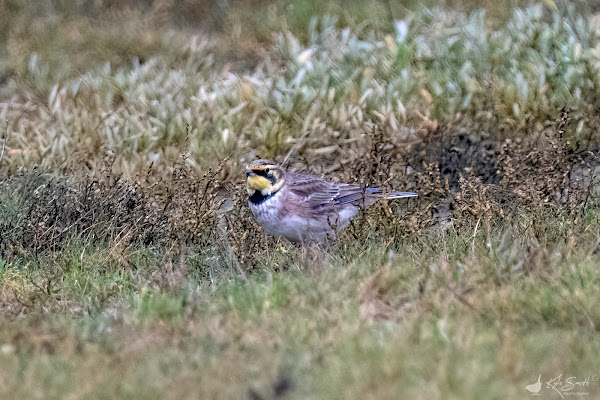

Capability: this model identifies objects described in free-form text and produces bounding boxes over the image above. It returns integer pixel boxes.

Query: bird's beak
[245,169,255,176]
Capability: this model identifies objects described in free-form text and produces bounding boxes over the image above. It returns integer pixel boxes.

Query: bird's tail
[384,191,418,199]
[365,188,418,199]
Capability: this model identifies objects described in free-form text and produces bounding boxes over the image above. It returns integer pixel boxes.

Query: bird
[245,159,417,245]
[524,375,542,395]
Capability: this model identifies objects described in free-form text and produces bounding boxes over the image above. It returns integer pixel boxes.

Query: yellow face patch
[247,175,272,192]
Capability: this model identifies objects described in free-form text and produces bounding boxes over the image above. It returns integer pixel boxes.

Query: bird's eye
[265,168,270,174]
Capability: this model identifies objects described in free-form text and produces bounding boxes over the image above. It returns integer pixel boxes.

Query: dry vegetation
[1,0,600,399]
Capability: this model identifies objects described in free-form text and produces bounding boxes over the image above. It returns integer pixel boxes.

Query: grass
[1,212,600,399]
[2,0,600,398]
[1,1,598,178]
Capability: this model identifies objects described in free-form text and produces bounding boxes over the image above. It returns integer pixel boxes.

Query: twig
[217,215,247,281]
[469,218,481,255]
[447,284,486,319]
[0,117,8,169]
[0,140,5,167]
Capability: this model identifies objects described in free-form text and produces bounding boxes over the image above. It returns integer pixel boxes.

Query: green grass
[2,0,600,398]
[1,212,600,399]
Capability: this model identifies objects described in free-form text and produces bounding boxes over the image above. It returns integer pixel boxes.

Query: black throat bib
[249,190,277,205]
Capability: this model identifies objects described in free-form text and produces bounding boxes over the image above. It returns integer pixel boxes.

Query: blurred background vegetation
[2,1,600,399]
[1,0,599,177]
[0,0,572,88]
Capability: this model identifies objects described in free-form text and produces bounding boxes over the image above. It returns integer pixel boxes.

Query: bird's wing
[286,173,367,209]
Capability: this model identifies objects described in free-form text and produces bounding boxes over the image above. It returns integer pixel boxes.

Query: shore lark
[245,159,417,244]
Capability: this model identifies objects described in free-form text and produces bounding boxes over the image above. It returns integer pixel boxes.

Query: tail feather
[364,188,418,199]
[335,187,418,205]
[383,191,418,199]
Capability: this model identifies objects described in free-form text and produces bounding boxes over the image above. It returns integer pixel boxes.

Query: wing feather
[285,172,416,212]
[286,173,366,209]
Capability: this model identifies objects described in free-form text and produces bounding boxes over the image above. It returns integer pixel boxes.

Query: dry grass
[2,1,600,399]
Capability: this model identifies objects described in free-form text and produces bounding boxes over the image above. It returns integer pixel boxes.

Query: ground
[1,1,600,399]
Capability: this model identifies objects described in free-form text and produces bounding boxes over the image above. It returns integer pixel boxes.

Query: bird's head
[245,159,285,196]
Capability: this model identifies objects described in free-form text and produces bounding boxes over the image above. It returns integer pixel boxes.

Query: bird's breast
[248,192,281,224]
